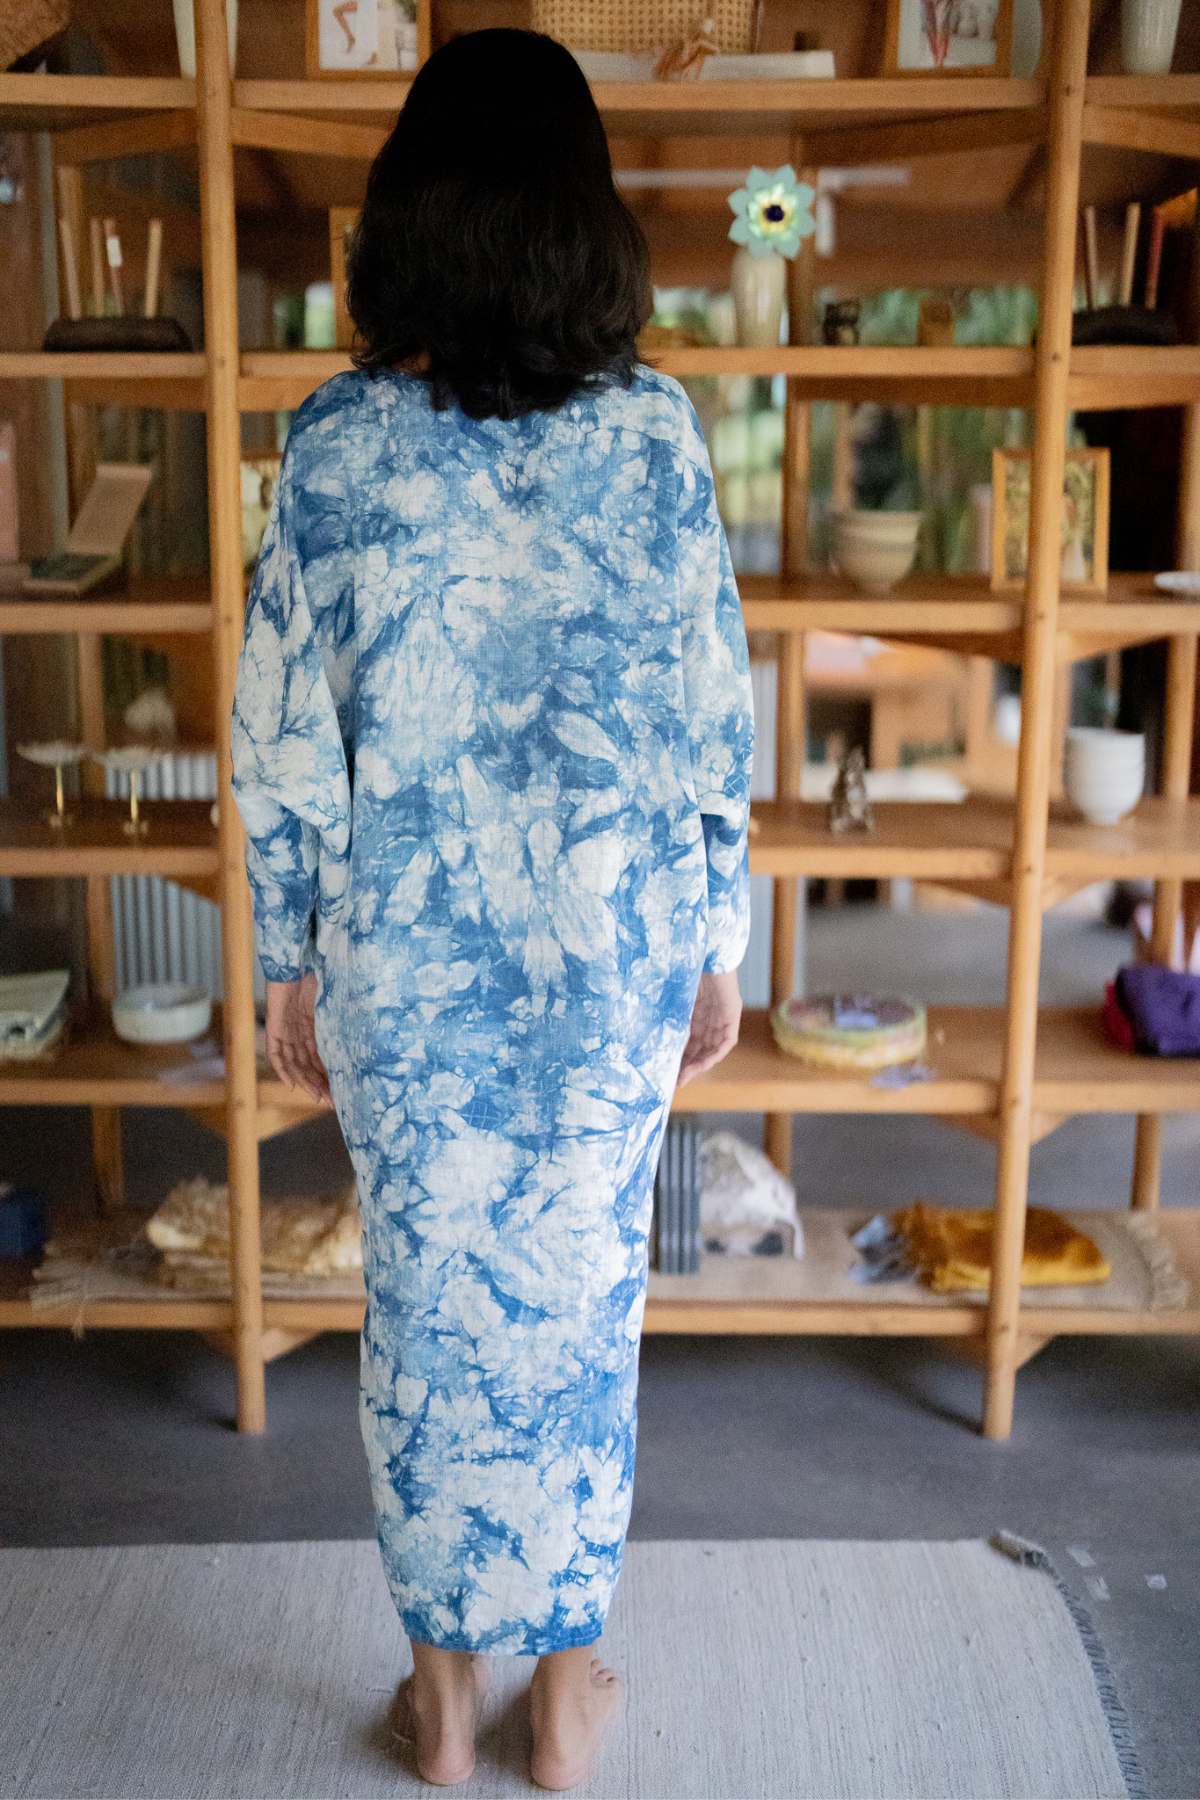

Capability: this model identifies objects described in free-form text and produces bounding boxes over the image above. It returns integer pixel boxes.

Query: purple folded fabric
[1115,963,1200,1057]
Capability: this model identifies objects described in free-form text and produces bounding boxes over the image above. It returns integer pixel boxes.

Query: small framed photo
[884,0,1013,77]
[991,447,1111,595]
[306,0,425,79]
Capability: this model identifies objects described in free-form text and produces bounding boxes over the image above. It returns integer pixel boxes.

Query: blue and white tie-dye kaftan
[231,365,754,1655]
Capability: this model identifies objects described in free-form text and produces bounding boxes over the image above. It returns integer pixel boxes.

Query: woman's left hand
[264,974,331,1105]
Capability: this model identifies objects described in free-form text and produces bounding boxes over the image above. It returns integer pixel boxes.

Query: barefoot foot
[529,1655,623,1791]
[390,1658,489,1787]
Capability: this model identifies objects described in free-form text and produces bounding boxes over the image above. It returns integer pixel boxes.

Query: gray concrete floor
[2,904,1198,1798]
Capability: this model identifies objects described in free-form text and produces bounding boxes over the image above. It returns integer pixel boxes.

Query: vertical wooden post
[195,0,266,1433]
[1132,406,1200,1208]
[983,0,1089,1442]
[765,161,814,1176]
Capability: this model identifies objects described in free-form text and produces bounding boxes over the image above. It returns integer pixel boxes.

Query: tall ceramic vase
[1120,0,1182,73]
[731,248,786,349]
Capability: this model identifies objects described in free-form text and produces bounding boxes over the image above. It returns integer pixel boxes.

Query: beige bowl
[834,509,923,542]
[833,518,920,595]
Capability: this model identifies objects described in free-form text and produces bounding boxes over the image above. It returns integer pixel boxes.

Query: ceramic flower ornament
[727,165,816,261]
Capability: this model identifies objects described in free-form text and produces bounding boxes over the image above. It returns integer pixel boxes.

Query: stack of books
[652,1119,701,1275]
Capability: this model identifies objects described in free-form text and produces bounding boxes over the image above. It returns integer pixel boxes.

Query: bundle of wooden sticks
[1080,199,1168,311]
[54,171,162,322]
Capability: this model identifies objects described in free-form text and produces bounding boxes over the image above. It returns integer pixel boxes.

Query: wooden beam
[804,107,1046,168]
[230,106,386,162]
[54,110,196,167]
[984,0,1091,1444]
[1083,102,1200,160]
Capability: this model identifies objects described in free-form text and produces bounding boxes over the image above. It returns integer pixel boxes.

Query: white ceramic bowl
[1063,729,1145,824]
[112,982,212,1045]
[833,509,923,541]
[832,511,921,595]
[1154,571,1200,597]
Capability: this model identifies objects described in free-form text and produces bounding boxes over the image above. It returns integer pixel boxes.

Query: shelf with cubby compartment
[0,1010,226,1108]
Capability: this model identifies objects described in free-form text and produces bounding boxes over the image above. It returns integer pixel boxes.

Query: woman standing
[232,28,753,1790]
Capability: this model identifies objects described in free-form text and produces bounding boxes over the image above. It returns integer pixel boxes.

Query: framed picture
[305,0,428,79]
[991,447,1111,595]
[883,0,1013,77]
[329,207,360,352]
[241,453,282,569]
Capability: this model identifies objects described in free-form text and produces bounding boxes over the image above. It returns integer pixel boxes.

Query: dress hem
[406,1624,606,1658]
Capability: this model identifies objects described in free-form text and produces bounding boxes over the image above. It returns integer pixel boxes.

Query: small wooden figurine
[822,298,861,346]
[828,745,875,835]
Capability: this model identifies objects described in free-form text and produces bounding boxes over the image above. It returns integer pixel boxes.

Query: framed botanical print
[991,447,1111,595]
[306,0,430,79]
[883,0,1013,77]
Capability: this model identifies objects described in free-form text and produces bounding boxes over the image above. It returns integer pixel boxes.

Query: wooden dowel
[88,216,104,316]
[1119,202,1140,306]
[57,217,82,320]
[984,0,1091,1444]
[102,216,124,315]
[1083,205,1099,308]
[1145,206,1165,308]
[144,218,163,318]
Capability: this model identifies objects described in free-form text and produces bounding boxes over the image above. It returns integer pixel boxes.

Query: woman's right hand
[677,969,742,1087]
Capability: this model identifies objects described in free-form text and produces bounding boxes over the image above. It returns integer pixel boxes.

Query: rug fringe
[991,1531,1148,1800]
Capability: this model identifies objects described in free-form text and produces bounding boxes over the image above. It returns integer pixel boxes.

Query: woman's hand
[677,969,742,1087]
[264,974,330,1105]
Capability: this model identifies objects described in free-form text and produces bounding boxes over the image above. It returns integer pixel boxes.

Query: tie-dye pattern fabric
[231,365,753,1654]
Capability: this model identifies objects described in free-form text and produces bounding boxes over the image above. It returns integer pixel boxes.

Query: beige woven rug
[0,1538,1136,1799]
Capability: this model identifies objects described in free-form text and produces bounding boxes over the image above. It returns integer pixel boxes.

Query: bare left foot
[389,1658,489,1787]
[529,1654,623,1791]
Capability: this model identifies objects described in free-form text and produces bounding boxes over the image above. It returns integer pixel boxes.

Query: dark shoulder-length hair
[345,28,651,420]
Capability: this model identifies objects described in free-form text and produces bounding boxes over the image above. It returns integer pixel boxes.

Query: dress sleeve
[230,425,354,984]
[674,398,756,976]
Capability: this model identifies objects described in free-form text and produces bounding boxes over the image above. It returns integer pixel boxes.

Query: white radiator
[105,751,227,999]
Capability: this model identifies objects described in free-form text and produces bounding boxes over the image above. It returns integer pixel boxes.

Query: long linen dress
[231,364,754,1655]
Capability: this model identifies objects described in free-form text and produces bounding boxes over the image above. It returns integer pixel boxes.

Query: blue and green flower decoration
[728,165,816,260]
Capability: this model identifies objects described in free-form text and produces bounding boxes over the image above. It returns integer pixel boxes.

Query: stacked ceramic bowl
[830,510,922,595]
[1063,727,1145,826]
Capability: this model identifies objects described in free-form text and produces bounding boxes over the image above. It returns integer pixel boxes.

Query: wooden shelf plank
[1068,346,1200,410]
[0,799,217,877]
[0,577,212,636]
[0,353,207,411]
[1033,1009,1200,1113]
[1045,798,1200,879]
[233,74,1042,137]
[750,799,1010,879]
[0,73,194,132]
[0,1013,226,1107]
[1084,74,1200,109]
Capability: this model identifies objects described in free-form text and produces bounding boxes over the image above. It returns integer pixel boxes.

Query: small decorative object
[123,686,178,744]
[329,207,360,351]
[16,740,86,829]
[241,454,282,568]
[727,165,816,348]
[830,508,922,594]
[699,1132,804,1259]
[828,746,875,835]
[0,970,69,1061]
[1063,726,1145,826]
[21,464,153,596]
[307,0,420,76]
[884,0,1013,75]
[771,995,927,1071]
[44,213,191,352]
[92,746,164,837]
[112,982,212,1046]
[654,14,719,79]
[1154,571,1200,597]
[0,1183,49,1259]
[530,1,757,55]
[917,296,956,347]
[822,298,860,345]
[991,446,1110,594]
[1120,0,1182,74]
[173,0,237,75]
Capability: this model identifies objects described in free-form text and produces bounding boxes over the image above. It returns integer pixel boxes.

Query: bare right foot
[390,1657,488,1787]
[529,1654,623,1791]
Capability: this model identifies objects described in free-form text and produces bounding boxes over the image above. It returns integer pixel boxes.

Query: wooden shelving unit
[3,0,1198,1435]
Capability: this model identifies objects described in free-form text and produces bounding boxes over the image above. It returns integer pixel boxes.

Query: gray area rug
[0,1537,1135,1800]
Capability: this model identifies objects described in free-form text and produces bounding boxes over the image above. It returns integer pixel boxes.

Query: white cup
[1064,728,1145,825]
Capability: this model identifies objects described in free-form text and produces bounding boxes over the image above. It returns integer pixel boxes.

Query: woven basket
[532,1,758,55]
